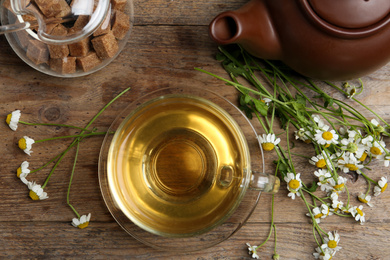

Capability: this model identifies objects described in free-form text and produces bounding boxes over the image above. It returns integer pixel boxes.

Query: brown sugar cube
[16,30,32,49]
[26,39,49,65]
[93,9,111,36]
[91,32,118,59]
[45,22,60,34]
[72,15,90,31]
[55,0,71,18]
[69,37,91,57]
[34,0,63,17]
[50,57,76,74]
[76,52,102,72]
[48,24,69,58]
[111,10,130,40]
[3,0,31,12]
[111,0,127,11]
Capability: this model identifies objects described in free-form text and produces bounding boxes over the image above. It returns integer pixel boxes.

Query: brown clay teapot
[209,0,390,81]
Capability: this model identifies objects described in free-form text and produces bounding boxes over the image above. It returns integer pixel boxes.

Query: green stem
[302,188,328,205]
[255,194,275,250]
[67,139,81,218]
[361,172,378,184]
[273,224,277,256]
[34,132,106,143]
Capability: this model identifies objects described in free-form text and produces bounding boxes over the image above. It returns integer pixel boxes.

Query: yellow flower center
[6,114,12,125]
[288,179,300,190]
[358,197,368,203]
[359,152,368,162]
[370,147,382,156]
[315,159,326,168]
[328,240,337,249]
[345,163,358,171]
[314,213,323,219]
[304,139,312,144]
[78,222,89,229]
[334,183,344,191]
[381,183,388,193]
[29,191,40,200]
[17,167,22,178]
[322,131,333,141]
[324,144,331,148]
[262,142,275,151]
[356,208,364,216]
[18,138,27,150]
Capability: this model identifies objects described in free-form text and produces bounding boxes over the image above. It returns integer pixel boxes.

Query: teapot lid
[308,0,390,28]
[300,0,390,38]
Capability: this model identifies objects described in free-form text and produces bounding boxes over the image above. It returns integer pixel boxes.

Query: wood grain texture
[0,0,390,259]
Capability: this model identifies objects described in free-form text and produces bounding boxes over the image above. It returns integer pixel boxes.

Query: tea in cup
[99,87,279,249]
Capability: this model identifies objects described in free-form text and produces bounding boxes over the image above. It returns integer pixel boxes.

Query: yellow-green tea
[107,95,251,237]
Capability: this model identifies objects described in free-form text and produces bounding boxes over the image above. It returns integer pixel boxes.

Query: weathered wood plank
[0,10,389,259]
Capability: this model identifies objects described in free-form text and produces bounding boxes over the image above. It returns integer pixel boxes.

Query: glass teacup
[99,86,279,251]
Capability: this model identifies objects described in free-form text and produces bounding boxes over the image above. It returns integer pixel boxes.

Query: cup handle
[250,171,280,194]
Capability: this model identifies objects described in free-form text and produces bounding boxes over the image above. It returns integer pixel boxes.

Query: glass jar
[1,0,133,77]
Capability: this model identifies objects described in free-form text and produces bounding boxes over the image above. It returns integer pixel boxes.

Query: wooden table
[1,0,389,259]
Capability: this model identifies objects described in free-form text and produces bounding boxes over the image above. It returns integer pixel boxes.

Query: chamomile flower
[311,114,328,130]
[16,161,30,179]
[328,176,347,192]
[308,206,323,223]
[341,204,354,214]
[358,193,373,207]
[343,83,357,99]
[295,127,313,143]
[314,169,332,192]
[72,213,91,229]
[320,204,333,218]
[284,172,302,200]
[258,133,280,151]
[361,135,373,145]
[314,128,339,146]
[337,152,364,174]
[18,136,35,156]
[383,154,390,167]
[308,204,332,223]
[374,176,388,196]
[313,246,335,260]
[322,231,342,253]
[331,196,344,212]
[27,181,48,200]
[6,110,21,131]
[309,152,333,169]
[350,205,366,225]
[367,139,386,158]
[261,97,272,105]
[371,118,385,135]
[246,243,259,259]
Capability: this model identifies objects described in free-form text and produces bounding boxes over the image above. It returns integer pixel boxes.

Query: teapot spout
[209,0,282,60]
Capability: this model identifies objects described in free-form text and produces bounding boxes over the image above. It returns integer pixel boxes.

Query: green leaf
[307,181,318,192]
[295,93,306,106]
[253,99,268,116]
[216,52,227,61]
[244,94,251,104]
